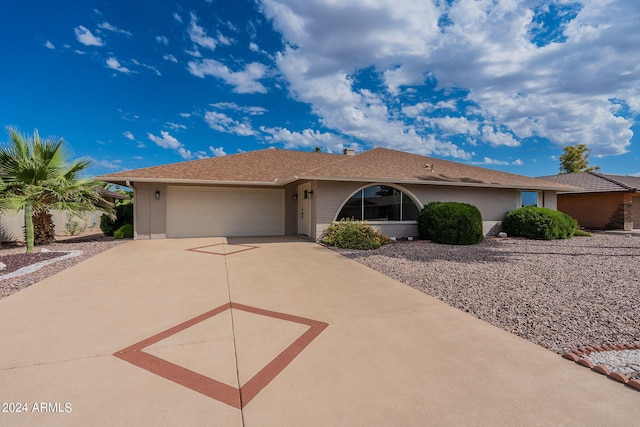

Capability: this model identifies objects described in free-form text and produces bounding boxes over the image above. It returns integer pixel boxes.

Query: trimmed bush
[417,202,484,245]
[100,203,133,236]
[502,206,577,240]
[113,224,134,239]
[322,219,390,250]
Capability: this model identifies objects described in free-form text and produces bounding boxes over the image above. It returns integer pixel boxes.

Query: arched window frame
[334,183,421,222]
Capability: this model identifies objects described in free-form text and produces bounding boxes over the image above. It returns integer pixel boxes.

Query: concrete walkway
[0,237,637,426]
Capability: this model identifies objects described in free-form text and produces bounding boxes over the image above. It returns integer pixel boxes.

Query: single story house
[539,171,640,230]
[98,147,576,241]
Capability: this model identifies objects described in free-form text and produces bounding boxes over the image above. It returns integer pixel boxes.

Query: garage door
[166,186,285,238]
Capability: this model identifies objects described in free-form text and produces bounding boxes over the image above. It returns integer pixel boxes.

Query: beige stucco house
[540,172,640,230]
[98,147,576,241]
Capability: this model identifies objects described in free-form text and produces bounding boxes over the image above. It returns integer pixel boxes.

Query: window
[337,185,419,221]
[521,191,539,207]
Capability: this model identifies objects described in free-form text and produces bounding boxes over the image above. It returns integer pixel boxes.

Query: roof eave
[298,175,578,191]
[97,176,281,186]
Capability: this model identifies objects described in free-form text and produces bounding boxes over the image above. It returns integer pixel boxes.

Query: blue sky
[1,0,639,178]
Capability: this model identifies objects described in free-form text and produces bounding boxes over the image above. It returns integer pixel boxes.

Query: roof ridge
[587,171,636,191]
[297,151,354,175]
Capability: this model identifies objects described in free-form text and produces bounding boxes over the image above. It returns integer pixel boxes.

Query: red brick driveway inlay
[186,243,258,256]
[113,303,329,409]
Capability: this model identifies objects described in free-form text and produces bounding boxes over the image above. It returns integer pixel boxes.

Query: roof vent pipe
[343,148,355,156]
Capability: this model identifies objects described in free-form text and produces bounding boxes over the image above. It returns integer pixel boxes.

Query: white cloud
[97,22,132,36]
[204,111,257,136]
[106,57,131,73]
[188,12,217,50]
[147,131,192,159]
[209,146,226,157]
[173,12,183,23]
[74,25,104,47]
[188,59,268,94]
[163,54,178,63]
[156,35,169,45]
[472,157,523,166]
[179,113,192,118]
[210,102,268,115]
[166,122,187,130]
[131,59,160,75]
[44,40,55,49]
[261,127,352,153]
[257,0,640,158]
[86,156,122,170]
[428,116,480,136]
[123,131,135,140]
[480,126,520,147]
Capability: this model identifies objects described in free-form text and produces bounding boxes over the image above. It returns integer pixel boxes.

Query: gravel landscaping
[0,233,127,300]
[335,232,640,355]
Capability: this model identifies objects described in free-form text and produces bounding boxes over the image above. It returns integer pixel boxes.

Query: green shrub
[113,224,134,239]
[64,214,86,236]
[502,206,578,240]
[574,228,592,237]
[416,202,484,245]
[100,203,133,236]
[322,219,390,250]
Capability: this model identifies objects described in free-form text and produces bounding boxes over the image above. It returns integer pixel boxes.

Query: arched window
[337,185,419,221]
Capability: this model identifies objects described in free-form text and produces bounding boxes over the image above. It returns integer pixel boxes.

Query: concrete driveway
[0,237,637,426]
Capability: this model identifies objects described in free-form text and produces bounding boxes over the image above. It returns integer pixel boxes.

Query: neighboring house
[98,147,576,241]
[0,188,129,242]
[539,172,640,230]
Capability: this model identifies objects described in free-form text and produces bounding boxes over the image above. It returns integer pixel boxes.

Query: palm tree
[0,126,114,253]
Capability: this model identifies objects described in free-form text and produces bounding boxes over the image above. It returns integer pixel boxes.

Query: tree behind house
[559,143,601,174]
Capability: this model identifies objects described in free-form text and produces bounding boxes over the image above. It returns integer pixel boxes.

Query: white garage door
[166,186,285,238]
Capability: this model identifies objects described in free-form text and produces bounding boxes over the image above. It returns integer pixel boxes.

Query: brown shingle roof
[538,171,640,193]
[99,147,576,191]
[301,147,573,190]
[99,149,343,184]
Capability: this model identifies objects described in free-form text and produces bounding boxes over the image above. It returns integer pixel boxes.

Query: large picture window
[337,185,419,221]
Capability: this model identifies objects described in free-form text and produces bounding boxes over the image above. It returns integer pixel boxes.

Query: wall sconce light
[155,190,160,200]
[308,190,314,199]
[293,193,298,201]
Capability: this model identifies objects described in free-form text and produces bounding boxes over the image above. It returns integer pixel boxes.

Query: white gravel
[335,232,640,354]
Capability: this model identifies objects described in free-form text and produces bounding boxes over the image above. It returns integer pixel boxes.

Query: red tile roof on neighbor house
[99,147,578,191]
[539,171,640,193]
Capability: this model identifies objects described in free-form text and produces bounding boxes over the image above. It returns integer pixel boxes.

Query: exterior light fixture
[293,193,298,201]
[155,190,160,200]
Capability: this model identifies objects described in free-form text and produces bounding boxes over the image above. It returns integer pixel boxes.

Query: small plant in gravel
[64,213,86,236]
[574,228,592,237]
[113,224,133,239]
[322,219,389,250]
[416,202,484,245]
[502,206,578,240]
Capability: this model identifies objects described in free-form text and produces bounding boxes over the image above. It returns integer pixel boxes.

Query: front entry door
[298,182,312,236]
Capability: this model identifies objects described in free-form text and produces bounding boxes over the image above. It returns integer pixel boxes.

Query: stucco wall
[557,192,631,229]
[133,182,167,239]
[313,181,528,241]
[0,210,102,242]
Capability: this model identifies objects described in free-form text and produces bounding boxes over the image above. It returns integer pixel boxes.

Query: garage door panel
[166,186,284,238]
